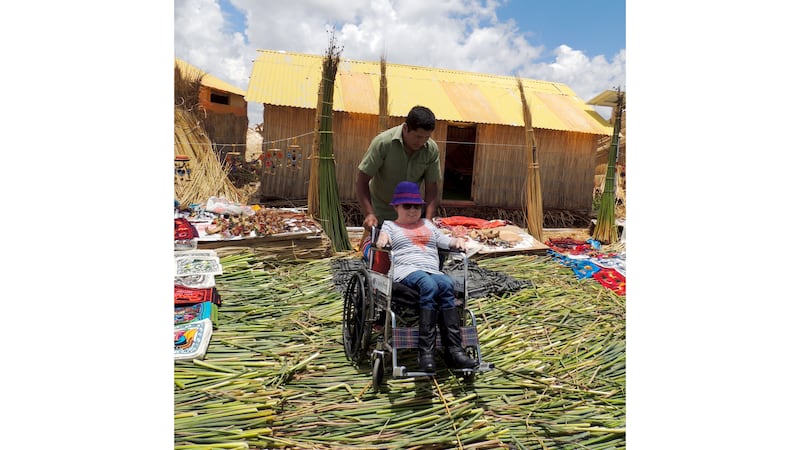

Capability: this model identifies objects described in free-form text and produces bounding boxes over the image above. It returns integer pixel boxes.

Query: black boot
[417,308,438,373]
[439,308,479,369]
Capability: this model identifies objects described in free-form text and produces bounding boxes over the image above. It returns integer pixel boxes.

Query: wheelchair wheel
[372,354,385,391]
[342,269,372,365]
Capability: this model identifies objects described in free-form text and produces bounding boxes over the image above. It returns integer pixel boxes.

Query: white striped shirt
[381,219,453,282]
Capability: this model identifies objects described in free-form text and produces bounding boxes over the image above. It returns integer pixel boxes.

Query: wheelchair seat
[364,244,464,312]
[343,226,492,390]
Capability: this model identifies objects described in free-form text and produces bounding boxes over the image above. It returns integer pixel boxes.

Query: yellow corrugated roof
[175,58,246,97]
[246,50,611,135]
[586,89,625,108]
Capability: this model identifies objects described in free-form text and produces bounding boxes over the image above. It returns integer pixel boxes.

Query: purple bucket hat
[389,181,425,205]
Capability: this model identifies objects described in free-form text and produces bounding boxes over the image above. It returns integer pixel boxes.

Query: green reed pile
[175,250,625,449]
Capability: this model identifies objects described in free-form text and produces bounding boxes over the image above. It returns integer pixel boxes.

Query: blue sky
[494,1,625,59]
[175,0,626,126]
[214,0,626,58]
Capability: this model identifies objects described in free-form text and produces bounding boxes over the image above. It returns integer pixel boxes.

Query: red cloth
[438,216,506,229]
[174,218,199,240]
[175,286,221,305]
[592,268,626,295]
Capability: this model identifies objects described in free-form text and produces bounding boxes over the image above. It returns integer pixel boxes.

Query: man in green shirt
[357,105,442,228]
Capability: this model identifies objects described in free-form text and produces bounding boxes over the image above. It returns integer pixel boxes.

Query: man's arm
[423,180,439,221]
[357,170,378,228]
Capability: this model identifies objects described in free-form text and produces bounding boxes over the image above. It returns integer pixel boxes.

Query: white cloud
[175,0,626,126]
[520,45,626,101]
[175,0,251,87]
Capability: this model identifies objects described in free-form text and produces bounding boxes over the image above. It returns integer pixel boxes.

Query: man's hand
[362,213,378,229]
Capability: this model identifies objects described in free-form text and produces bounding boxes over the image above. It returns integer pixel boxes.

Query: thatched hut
[245,50,612,213]
[174,58,254,205]
[175,58,249,163]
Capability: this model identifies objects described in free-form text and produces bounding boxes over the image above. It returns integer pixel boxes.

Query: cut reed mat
[175,251,625,449]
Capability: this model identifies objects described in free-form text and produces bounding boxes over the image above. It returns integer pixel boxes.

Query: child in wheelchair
[374,181,479,372]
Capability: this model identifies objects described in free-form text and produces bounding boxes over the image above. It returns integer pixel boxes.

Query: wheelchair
[342,228,493,391]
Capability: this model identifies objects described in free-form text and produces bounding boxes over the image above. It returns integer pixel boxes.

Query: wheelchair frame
[342,231,493,391]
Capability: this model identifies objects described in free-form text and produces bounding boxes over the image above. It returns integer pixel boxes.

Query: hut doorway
[442,124,476,202]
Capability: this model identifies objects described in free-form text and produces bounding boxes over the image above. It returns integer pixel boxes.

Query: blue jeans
[400,271,456,311]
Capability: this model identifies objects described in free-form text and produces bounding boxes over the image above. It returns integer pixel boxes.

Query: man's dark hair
[405,105,436,131]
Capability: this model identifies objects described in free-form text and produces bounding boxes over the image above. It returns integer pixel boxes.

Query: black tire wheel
[372,354,384,391]
[343,270,370,365]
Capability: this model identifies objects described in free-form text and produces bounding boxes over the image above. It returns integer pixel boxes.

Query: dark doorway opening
[442,124,476,202]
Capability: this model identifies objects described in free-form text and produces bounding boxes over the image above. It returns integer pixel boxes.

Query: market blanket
[546,239,626,295]
[433,217,549,255]
[592,268,626,296]
[174,286,222,305]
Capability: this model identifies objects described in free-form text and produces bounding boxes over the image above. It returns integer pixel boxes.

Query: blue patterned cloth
[548,250,602,279]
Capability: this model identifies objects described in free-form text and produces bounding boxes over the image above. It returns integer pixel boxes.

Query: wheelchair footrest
[393,365,433,378]
[396,368,436,378]
[395,364,493,378]
[392,326,479,349]
[477,361,494,372]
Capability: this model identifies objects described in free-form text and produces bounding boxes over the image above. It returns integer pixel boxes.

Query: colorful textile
[546,237,593,255]
[546,238,619,260]
[590,256,626,277]
[548,250,601,279]
[174,286,221,305]
[572,260,602,279]
[592,268,626,295]
[438,216,507,229]
[548,246,626,295]
[175,218,199,240]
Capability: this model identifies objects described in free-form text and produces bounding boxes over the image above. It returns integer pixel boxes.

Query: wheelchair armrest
[438,249,468,269]
[438,250,470,303]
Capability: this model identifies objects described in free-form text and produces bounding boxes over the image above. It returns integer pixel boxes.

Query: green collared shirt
[358,124,441,222]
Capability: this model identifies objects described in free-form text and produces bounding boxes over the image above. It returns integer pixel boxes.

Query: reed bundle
[174,61,246,206]
[516,77,544,242]
[593,89,625,244]
[175,252,625,449]
[174,107,246,205]
[309,33,352,252]
[379,55,389,131]
[308,78,323,217]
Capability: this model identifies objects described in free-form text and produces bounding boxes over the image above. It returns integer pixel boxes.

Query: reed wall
[259,105,596,210]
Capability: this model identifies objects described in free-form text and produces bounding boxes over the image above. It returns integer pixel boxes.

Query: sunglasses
[401,203,423,210]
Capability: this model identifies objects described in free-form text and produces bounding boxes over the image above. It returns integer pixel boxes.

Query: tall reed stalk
[593,88,625,244]
[310,33,351,252]
[517,77,544,242]
[379,55,389,131]
[308,77,323,217]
